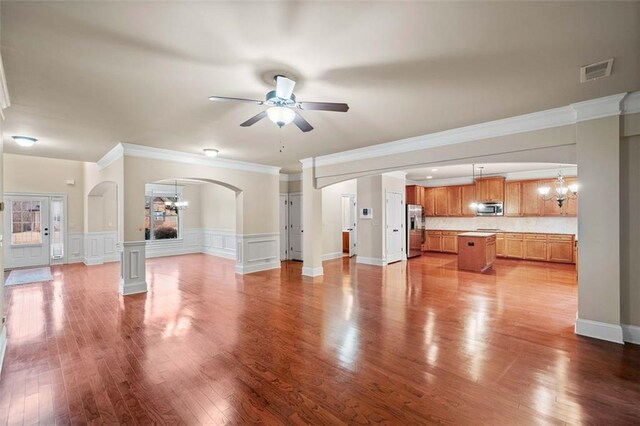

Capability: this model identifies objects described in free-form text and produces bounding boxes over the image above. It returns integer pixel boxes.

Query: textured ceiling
[2,1,639,172]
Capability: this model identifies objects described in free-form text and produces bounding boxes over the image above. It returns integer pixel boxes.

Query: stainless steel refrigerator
[406,204,425,258]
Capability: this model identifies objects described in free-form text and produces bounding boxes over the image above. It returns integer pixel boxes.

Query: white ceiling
[405,162,575,181]
[2,2,639,172]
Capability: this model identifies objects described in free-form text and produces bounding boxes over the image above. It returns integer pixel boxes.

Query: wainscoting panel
[67,232,84,264]
[201,229,236,259]
[235,233,280,274]
[83,232,119,265]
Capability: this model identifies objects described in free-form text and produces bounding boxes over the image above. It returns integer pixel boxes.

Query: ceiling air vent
[580,58,613,83]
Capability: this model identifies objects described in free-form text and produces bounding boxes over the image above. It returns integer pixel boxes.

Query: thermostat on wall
[360,208,373,219]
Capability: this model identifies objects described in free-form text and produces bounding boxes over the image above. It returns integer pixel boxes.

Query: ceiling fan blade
[293,112,314,133]
[240,111,267,127]
[297,101,349,112]
[209,95,263,105]
[275,76,296,100]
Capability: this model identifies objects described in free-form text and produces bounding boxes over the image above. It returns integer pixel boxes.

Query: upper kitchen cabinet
[540,179,563,216]
[423,187,435,217]
[447,186,462,216]
[504,181,521,216]
[562,177,578,216]
[406,185,423,206]
[460,185,476,216]
[434,187,448,216]
[521,180,542,216]
[475,177,505,203]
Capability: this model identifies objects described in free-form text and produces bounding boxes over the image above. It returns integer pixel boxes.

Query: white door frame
[385,190,405,264]
[279,193,289,261]
[342,193,357,257]
[288,192,303,261]
[4,192,69,267]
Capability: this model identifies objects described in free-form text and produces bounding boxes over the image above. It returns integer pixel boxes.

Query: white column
[301,163,323,277]
[119,241,148,295]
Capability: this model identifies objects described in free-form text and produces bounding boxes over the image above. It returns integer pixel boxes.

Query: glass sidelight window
[50,197,64,259]
[11,200,42,245]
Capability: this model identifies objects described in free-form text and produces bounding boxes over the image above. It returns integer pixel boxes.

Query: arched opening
[85,181,119,265]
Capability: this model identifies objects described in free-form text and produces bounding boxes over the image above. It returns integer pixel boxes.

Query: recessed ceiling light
[12,135,37,147]
[426,176,433,179]
[203,148,219,158]
[431,168,438,172]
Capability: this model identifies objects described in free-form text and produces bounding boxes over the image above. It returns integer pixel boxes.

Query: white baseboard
[575,318,624,344]
[622,324,640,345]
[356,256,386,266]
[235,261,281,275]
[202,246,236,260]
[302,266,324,277]
[0,325,7,376]
[322,252,344,261]
[84,257,104,266]
[119,280,148,296]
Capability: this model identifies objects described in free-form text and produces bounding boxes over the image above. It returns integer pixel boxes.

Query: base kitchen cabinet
[441,231,458,253]
[504,233,524,259]
[427,231,443,252]
[496,233,505,257]
[547,235,574,263]
[524,234,547,261]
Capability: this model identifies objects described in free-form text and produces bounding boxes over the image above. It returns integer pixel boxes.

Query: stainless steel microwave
[476,202,504,216]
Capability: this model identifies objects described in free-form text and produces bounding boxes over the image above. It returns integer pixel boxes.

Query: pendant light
[469,165,484,210]
[165,180,189,211]
[537,171,578,208]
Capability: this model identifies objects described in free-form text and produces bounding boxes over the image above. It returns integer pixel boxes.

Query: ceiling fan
[208,75,349,132]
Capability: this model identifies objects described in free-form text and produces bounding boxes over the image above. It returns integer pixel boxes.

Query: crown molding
[383,171,407,179]
[279,173,302,182]
[570,92,626,122]
[300,158,315,170]
[307,91,637,169]
[0,55,11,120]
[622,91,640,115]
[97,143,280,175]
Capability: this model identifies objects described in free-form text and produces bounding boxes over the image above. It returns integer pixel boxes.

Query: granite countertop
[458,232,496,237]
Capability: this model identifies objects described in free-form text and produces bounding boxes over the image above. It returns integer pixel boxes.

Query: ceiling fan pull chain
[279,128,285,153]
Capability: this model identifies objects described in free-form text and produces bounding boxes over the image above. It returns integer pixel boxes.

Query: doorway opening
[341,195,357,257]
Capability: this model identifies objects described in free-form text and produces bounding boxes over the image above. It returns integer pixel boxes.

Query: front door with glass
[4,195,51,269]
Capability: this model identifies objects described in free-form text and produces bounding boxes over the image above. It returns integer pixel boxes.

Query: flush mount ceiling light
[12,136,37,147]
[431,168,438,172]
[203,148,219,158]
[538,171,578,207]
[426,175,433,179]
[266,106,296,128]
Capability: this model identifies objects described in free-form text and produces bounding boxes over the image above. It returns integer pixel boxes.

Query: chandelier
[164,180,189,211]
[537,172,578,208]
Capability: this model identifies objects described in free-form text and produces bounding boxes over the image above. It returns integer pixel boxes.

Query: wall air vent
[580,58,613,83]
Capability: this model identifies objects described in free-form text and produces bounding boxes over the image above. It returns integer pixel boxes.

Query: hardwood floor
[1,253,639,424]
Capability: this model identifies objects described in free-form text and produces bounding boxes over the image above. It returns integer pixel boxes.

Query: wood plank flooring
[1,253,639,424]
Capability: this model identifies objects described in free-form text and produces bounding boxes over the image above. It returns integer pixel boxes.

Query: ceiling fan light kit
[209,75,349,132]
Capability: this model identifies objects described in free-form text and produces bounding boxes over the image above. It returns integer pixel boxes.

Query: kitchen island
[457,232,497,273]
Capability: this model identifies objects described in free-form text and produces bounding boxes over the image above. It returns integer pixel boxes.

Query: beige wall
[181,184,202,229]
[84,158,124,240]
[200,183,236,231]
[621,135,640,327]
[576,116,620,326]
[356,175,384,260]
[87,184,118,232]
[322,179,356,256]
[122,156,278,240]
[4,154,85,233]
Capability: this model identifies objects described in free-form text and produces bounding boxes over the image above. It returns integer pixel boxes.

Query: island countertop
[457,232,496,237]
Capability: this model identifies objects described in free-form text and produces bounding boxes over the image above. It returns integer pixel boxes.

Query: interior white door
[289,194,303,261]
[279,194,289,260]
[4,195,51,269]
[347,195,357,257]
[385,191,404,264]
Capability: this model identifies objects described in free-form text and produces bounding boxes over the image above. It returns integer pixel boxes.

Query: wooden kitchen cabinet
[496,233,505,257]
[434,187,448,216]
[547,235,574,263]
[521,180,541,216]
[524,234,547,261]
[441,231,458,253]
[423,187,435,217]
[447,186,462,217]
[406,185,423,206]
[562,177,578,216]
[504,233,524,258]
[504,181,521,216]
[475,177,504,202]
[427,231,443,251]
[461,185,476,216]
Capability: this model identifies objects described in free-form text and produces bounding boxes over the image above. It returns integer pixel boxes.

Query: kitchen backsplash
[425,216,578,236]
